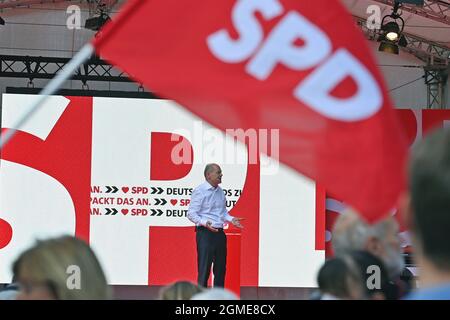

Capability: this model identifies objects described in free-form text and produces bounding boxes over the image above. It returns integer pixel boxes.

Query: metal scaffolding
[0,54,132,84]
[424,65,448,108]
[371,0,450,25]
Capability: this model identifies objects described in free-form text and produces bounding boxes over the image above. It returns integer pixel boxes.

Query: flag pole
[0,43,95,149]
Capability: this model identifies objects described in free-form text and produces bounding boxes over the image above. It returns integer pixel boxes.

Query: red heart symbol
[170,199,178,206]
[121,209,129,215]
[122,187,129,193]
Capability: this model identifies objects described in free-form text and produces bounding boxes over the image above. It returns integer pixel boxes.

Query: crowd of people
[0,235,239,300]
[315,127,450,300]
[0,127,449,300]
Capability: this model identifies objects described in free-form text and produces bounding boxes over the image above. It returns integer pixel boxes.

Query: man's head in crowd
[332,208,404,278]
[317,254,365,300]
[159,281,203,300]
[13,235,111,300]
[407,127,450,281]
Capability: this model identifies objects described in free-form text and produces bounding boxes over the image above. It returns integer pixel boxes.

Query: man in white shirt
[187,163,244,288]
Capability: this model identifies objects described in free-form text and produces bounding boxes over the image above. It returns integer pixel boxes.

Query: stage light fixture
[84,13,110,31]
[377,2,407,55]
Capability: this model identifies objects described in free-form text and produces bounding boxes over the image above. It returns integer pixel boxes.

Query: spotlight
[378,2,407,54]
[383,22,400,41]
[0,16,5,25]
[84,13,110,31]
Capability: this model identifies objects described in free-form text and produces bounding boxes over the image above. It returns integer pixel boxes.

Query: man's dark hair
[409,127,450,270]
[317,257,361,299]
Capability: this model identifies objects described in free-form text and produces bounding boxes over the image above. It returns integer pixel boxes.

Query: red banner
[93,0,408,223]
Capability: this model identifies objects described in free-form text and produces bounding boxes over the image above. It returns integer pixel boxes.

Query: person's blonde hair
[159,281,203,300]
[13,235,111,300]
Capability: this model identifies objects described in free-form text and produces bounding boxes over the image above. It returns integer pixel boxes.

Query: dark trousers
[196,226,227,288]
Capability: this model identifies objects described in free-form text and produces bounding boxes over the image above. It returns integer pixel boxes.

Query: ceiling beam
[0,0,71,10]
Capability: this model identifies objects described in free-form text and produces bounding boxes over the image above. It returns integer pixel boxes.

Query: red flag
[93,0,407,223]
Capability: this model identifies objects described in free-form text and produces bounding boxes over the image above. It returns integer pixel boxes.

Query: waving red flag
[93,0,407,223]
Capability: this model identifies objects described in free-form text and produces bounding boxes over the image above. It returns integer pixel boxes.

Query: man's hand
[231,217,245,229]
[205,221,218,232]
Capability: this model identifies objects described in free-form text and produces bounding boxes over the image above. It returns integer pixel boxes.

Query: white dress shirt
[187,181,234,228]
